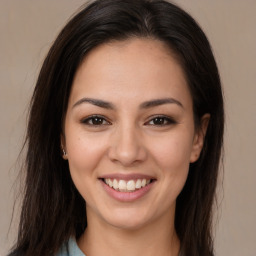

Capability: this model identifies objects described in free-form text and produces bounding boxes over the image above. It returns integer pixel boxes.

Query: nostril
[108,144,147,167]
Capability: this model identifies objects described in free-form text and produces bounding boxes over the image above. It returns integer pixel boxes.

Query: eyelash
[81,115,111,126]
[145,115,177,126]
[81,115,176,127]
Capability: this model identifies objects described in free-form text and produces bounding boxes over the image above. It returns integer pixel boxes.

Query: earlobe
[62,147,68,159]
[60,134,68,160]
[190,114,210,163]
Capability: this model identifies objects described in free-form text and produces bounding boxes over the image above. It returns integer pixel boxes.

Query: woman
[9,0,224,255]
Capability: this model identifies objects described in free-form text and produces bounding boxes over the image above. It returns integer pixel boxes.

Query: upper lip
[99,173,156,181]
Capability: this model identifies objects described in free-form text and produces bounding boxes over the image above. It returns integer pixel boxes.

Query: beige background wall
[1,0,255,255]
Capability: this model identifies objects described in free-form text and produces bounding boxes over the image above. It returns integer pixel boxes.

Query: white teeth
[104,178,151,192]
[135,179,142,189]
[113,179,119,190]
[127,180,136,191]
[119,180,126,191]
[108,179,113,188]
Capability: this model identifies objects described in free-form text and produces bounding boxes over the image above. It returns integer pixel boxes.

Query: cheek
[65,132,109,204]
[149,132,194,172]
[65,130,108,178]
[145,133,193,216]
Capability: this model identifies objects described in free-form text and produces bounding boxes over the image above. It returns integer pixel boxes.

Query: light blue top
[56,237,181,256]
[56,237,85,256]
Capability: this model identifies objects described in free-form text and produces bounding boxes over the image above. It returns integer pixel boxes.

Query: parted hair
[9,0,224,255]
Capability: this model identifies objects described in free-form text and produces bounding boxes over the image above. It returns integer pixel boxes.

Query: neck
[78,209,180,256]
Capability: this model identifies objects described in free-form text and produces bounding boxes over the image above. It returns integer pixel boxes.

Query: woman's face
[63,38,206,230]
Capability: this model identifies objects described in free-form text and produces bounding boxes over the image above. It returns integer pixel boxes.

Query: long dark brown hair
[9,0,224,255]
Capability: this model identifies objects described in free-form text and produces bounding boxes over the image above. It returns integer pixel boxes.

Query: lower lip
[100,180,155,202]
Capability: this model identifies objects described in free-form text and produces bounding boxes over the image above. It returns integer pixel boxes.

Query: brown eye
[81,115,110,126]
[152,117,166,125]
[146,116,176,126]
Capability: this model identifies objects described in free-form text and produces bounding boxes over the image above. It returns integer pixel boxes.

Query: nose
[108,123,147,167]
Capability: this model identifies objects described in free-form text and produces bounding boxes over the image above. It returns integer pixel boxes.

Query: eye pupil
[153,117,165,125]
[91,117,104,125]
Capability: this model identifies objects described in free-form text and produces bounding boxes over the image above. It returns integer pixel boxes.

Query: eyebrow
[72,97,183,109]
[73,98,115,109]
[139,98,183,109]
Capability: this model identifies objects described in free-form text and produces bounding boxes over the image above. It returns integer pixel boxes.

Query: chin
[102,208,152,231]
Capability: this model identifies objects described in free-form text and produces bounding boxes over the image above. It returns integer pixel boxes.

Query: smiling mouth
[102,178,154,192]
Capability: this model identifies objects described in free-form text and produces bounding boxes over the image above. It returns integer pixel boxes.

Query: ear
[60,133,68,160]
[190,114,210,163]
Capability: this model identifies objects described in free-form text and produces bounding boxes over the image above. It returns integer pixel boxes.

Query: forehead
[69,38,192,109]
